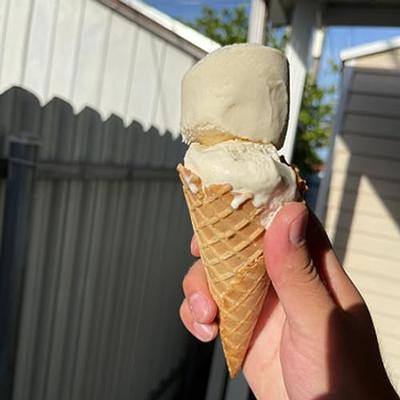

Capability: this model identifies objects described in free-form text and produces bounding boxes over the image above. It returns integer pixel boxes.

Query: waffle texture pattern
[178,164,269,377]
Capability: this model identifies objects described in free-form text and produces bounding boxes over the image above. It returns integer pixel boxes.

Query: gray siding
[324,65,400,386]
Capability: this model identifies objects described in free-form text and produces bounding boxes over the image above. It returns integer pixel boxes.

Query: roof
[340,35,400,61]
[122,0,219,53]
[100,0,219,58]
[271,0,400,26]
[100,0,400,51]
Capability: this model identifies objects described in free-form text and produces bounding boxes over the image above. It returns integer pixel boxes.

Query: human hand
[180,202,398,399]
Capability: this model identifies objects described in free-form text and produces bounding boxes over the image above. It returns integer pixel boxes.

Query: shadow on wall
[332,152,400,264]
[0,86,188,165]
[0,86,213,400]
[328,72,400,264]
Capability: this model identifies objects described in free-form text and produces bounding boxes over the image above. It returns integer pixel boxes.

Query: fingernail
[193,322,216,342]
[289,211,308,246]
[189,293,210,323]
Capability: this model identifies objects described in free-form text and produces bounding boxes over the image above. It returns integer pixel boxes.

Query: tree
[186,5,248,46]
[184,5,335,176]
[294,79,334,175]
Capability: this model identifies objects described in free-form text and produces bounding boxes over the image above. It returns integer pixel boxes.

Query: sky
[143,0,400,91]
[144,0,250,20]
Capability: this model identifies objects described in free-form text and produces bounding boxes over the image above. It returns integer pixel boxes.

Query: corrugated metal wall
[0,87,198,400]
[0,1,215,398]
[0,0,197,136]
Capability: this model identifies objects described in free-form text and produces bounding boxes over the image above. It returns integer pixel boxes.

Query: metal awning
[270,0,400,27]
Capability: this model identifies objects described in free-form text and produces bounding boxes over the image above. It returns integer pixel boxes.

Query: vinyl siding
[325,64,400,387]
[343,113,400,140]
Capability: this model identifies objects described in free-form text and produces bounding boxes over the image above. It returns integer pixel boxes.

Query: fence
[0,87,213,400]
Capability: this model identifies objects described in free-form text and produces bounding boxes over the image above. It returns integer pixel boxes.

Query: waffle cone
[178,164,272,377]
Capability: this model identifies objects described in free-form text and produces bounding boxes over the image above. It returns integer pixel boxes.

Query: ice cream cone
[177,44,307,378]
[178,164,270,377]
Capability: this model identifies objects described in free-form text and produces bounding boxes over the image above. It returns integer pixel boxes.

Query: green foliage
[293,78,334,175]
[186,5,248,45]
[267,27,290,50]
[185,5,335,175]
[185,5,289,49]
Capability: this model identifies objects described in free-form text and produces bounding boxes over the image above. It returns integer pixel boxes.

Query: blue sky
[144,0,250,20]
[320,27,400,88]
[143,0,400,90]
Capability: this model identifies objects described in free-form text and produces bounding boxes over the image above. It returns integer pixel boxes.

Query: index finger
[182,259,218,324]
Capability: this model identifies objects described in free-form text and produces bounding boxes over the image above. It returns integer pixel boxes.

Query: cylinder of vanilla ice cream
[180,44,289,148]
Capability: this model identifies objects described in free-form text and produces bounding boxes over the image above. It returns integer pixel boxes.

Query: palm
[244,286,327,400]
[244,287,289,399]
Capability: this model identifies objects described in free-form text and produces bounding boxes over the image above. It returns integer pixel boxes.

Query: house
[316,36,400,385]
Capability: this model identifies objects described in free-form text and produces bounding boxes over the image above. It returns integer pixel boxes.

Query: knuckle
[179,300,190,325]
[294,245,318,280]
[182,271,191,293]
[179,301,185,317]
[301,257,318,282]
[182,260,200,292]
[288,253,319,287]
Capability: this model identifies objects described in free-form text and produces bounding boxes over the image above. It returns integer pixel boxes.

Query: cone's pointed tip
[228,369,239,379]
[226,359,241,379]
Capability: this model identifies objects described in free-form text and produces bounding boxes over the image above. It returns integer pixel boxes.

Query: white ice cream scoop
[184,140,297,212]
[180,44,289,148]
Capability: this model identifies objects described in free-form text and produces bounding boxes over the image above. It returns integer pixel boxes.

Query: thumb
[264,202,336,331]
